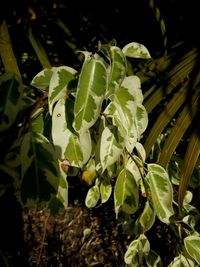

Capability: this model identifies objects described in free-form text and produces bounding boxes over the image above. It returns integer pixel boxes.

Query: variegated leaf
[100,125,124,171]
[146,250,163,267]
[52,98,91,167]
[122,42,151,59]
[20,132,60,205]
[126,157,142,185]
[73,53,107,133]
[135,104,148,139]
[85,185,100,208]
[57,162,68,208]
[100,182,112,203]
[121,75,143,104]
[135,201,156,233]
[107,46,126,98]
[146,163,174,224]
[170,254,195,267]
[31,68,54,90]
[184,235,200,265]
[124,234,150,265]
[114,168,139,217]
[48,66,77,114]
[113,84,137,132]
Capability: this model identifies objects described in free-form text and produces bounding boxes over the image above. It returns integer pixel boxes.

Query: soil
[0,180,129,267]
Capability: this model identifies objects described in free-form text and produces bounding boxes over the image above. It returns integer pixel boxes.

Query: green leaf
[100,182,112,203]
[124,234,150,265]
[170,254,196,267]
[146,250,163,267]
[122,42,151,59]
[107,46,126,98]
[20,132,60,205]
[184,236,200,265]
[0,73,23,132]
[146,163,174,224]
[100,125,124,171]
[135,200,156,233]
[52,98,91,166]
[31,68,53,90]
[85,185,100,208]
[135,104,148,138]
[56,162,68,209]
[48,66,77,114]
[73,53,107,133]
[114,168,139,217]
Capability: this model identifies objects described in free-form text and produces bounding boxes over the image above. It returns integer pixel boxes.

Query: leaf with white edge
[100,125,124,171]
[124,234,150,265]
[113,85,137,132]
[184,236,200,265]
[73,53,107,133]
[79,130,92,165]
[107,46,126,98]
[64,133,84,167]
[31,68,54,90]
[103,101,128,139]
[20,132,60,205]
[136,201,156,233]
[121,75,143,104]
[146,250,163,267]
[146,163,174,224]
[135,142,146,162]
[56,162,68,208]
[135,104,148,139]
[85,185,100,208]
[100,182,112,203]
[122,42,151,59]
[170,254,196,267]
[48,66,77,114]
[114,168,139,217]
[52,98,69,159]
[126,158,142,185]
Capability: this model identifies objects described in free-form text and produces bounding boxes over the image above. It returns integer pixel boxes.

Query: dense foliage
[0,1,200,266]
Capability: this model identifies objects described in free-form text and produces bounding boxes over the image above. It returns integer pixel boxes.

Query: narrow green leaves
[73,53,107,133]
[114,168,139,218]
[146,163,174,224]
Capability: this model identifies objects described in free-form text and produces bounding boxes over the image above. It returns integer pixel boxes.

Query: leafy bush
[0,41,200,266]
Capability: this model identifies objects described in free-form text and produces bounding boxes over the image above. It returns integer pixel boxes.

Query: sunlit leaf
[114,168,139,217]
[48,66,77,114]
[124,234,150,265]
[184,235,200,265]
[73,53,107,133]
[85,185,100,208]
[31,68,53,90]
[170,254,195,267]
[107,46,126,98]
[146,163,174,224]
[122,42,151,59]
[100,125,124,171]
[100,182,112,203]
